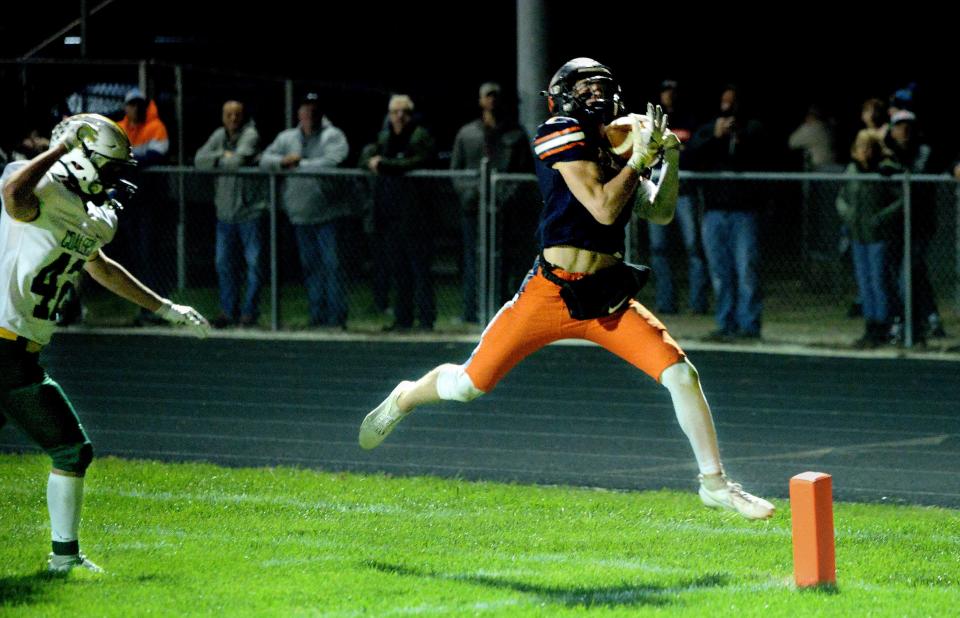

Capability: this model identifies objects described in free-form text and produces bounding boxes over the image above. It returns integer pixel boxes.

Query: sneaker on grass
[47,552,104,574]
[698,473,775,520]
[359,381,414,450]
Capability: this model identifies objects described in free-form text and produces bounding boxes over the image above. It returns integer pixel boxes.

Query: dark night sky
[2,1,955,168]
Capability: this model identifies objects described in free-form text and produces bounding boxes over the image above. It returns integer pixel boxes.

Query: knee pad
[436,364,484,402]
[47,441,94,475]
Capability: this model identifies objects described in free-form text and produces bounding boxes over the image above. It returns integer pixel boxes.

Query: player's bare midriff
[542,245,620,274]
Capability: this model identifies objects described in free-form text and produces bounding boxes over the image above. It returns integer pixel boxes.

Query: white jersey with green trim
[0,161,118,344]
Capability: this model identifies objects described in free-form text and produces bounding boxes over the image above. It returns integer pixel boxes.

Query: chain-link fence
[69,167,959,347]
[74,168,480,333]
[683,172,958,346]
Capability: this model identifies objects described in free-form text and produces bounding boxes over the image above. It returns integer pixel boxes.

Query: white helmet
[51,113,137,206]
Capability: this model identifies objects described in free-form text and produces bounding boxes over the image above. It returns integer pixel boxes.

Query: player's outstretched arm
[634,105,681,225]
[84,250,210,337]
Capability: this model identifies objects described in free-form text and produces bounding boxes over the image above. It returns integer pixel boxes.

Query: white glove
[647,102,668,148]
[51,117,98,151]
[156,300,210,338]
[626,114,654,172]
[626,103,669,172]
[627,103,680,173]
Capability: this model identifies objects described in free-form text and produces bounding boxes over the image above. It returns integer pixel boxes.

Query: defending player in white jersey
[0,114,209,574]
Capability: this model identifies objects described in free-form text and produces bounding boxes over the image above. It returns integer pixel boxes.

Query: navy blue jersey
[532,116,632,258]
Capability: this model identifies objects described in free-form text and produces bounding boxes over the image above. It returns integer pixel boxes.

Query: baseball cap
[891,110,916,125]
[124,88,146,104]
[479,82,501,97]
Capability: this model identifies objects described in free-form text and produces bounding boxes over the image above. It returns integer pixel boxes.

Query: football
[604,114,651,160]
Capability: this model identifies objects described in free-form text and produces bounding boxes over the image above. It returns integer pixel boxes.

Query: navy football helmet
[543,57,625,124]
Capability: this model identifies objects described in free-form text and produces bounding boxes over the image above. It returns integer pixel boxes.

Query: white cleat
[47,552,105,574]
[359,381,414,450]
[698,473,775,520]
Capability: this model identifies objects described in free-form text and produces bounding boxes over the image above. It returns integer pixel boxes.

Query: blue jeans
[293,221,347,327]
[701,209,762,335]
[216,217,265,320]
[647,193,709,313]
[851,240,894,324]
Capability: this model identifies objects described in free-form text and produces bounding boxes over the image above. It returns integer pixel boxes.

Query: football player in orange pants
[360,58,773,520]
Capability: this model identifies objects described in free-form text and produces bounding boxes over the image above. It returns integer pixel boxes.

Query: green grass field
[1,454,958,616]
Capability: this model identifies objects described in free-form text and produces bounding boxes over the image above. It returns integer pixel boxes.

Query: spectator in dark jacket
[687,85,765,340]
[882,110,946,341]
[359,94,437,331]
[836,129,902,347]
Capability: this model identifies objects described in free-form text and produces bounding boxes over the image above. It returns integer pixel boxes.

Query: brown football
[604,114,650,160]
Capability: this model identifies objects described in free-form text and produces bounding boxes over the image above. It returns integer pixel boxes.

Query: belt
[0,327,44,353]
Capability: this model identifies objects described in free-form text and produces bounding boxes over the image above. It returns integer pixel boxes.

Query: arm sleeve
[298,128,349,170]
[376,128,436,173]
[450,130,466,170]
[357,142,378,170]
[233,127,261,163]
[788,124,813,150]
[259,133,287,171]
[194,131,223,169]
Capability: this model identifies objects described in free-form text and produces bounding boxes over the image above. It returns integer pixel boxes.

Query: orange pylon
[790,472,836,587]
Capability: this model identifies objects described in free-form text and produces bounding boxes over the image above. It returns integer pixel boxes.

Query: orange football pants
[464,263,685,393]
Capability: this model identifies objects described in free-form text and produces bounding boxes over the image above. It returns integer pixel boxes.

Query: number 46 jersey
[0,161,118,344]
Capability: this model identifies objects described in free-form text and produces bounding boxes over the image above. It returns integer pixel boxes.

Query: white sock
[47,472,84,545]
[661,361,722,476]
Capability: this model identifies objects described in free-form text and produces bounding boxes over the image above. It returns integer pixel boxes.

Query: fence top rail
[676,171,955,183]
[140,166,956,185]
[491,172,538,182]
[144,166,480,179]
[0,58,148,66]
[491,171,958,183]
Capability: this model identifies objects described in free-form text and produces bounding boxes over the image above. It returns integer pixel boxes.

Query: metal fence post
[902,172,913,348]
[956,181,960,312]
[176,174,186,291]
[284,80,294,130]
[138,60,147,95]
[20,64,28,111]
[478,158,490,324]
[269,174,279,331]
[175,64,186,291]
[487,163,499,322]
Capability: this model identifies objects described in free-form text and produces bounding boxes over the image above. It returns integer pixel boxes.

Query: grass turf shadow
[0,571,67,607]
[363,560,729,608]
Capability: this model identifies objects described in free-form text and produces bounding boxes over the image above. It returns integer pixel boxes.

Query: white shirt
[0,161,118,344]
